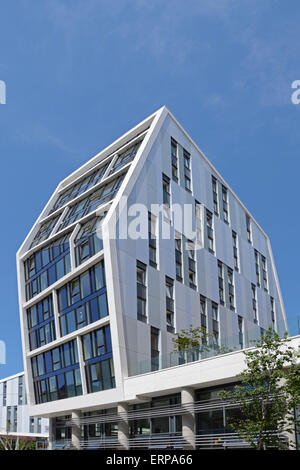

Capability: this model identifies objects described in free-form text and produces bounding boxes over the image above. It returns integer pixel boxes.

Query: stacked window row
[75,216,105,266]
[58,260,108,336]
[49,138,141,218]
[25,214,107,302]
[30,216,60,249]
[27,260,108,351]
[58,174,125,231]
[50,163,109,215]
[27,295,56,351]
[32,325,114,404]
[25,234,71,301]
[32,339,81,403]
[108,141,141,175]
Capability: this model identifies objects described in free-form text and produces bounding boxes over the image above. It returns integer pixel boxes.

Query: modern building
[0,372,48,447]
[17,106,295,449]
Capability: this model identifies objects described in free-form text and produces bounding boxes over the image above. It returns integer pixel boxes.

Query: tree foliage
[219,328,300,450]
[0,435,36,450]
[172,324,209,351]
[172,324,233,355]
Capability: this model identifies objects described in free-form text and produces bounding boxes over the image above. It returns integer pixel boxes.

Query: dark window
[137,261,147,322]
[27,295,56,351]
[31,340,81,404]
[246,214,252,243]
[183,149,191,192]
[166,276,175,333]
[151,327,160,371]
[58,262,108,336]
[171,138,178,182]
[212,176,219,215]
[175,233,183,282]
[206,210,214,254]
[162,174,171,221]
[148,212,157,268]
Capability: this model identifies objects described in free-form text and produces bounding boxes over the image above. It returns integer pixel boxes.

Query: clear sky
[0,0,299,379]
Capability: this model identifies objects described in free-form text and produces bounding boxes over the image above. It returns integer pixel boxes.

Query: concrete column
[48,417,54,450]
[71,410,81,450]
[118,402,129,450]
[181,387,195,450]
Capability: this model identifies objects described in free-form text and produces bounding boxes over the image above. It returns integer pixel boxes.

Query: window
[238,316,244,349]
[183,149,191,191]
[200,295,206,323]
[25,233,71,301]
[162,174,171,221]
[175,233,183,282]
[212,176,219,215]
[254,250,268,292]
[254,249,261,287]
[13,406,18,432]
[195,201,202,246]
[83,326,115,394]
[187,240,197,290]
[222,186,229,223]
[109,141,141,175]
[51,163,109,214]
[59,175,125,230]
[75,216,105,266]
[29,417,35,434]
[246,214,252,243]
[137,261,147,322]
[252,283,258,324]
[261,255,268,291]
[148,212,157,268]
[31,340,81,404]
[232,231,239,271]
[211,303,219,346]
[227,267,235,311]
[7,406,11,432]
[58,262,108,336]
[270,296,276,330]
[30,216,60,249]
[18,375,24,405]
[206,209,214,254]
[3,382,7,406]
[165,277,175,333]
[27,295,56,351]
[171,138,178,182]
[151,327,160,371]
[218,261,224,305]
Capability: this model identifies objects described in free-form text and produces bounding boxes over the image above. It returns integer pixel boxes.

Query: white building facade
[0,372,48,445]
[17,106,292,449]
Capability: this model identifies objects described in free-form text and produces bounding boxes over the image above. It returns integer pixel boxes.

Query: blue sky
[0,0,299,378]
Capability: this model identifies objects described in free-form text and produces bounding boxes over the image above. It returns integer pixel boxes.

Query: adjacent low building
[16,106,296,449]
[0,372,48,447]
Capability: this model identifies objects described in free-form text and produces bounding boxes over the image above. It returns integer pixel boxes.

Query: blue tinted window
[98,293,108,319]
[59,287,68,311]
[66,310,76,334]
[80,272,91,298]
[56,258,65,280]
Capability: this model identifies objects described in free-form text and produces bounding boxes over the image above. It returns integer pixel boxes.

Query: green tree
[219,328,300,450]
[172,324,233,355]
[0,435,36,450]
[172,324,209,351]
